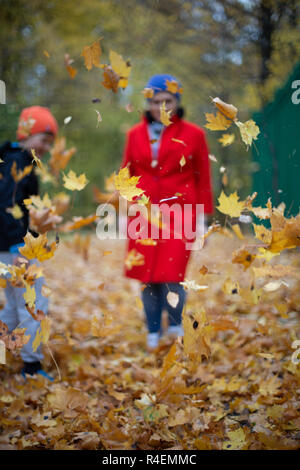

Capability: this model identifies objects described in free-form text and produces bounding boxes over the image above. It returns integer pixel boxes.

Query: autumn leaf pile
[0,227,300,450]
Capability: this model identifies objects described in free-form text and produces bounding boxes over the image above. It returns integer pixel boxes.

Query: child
[0,106,58,379]
[120,74,214,351]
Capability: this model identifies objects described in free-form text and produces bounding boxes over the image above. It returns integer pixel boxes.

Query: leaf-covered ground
[0,232,300,450]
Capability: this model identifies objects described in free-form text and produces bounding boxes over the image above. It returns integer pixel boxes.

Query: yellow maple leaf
[142,88,154,99]
[124,249,144,270]
[30,149,44,170]
[23,282,36,309]
[256,247,279,261]
[205,111,232,131]
[32,317,51,352]
[223,428,247,450]
[216,191,245,217]
[114,167,145,201]
[81,39,102,71]
[183,309,213,362]
[160,101,172,126]
[17,117,36,139]
[6,204,23,220]
[222,277,240,295]
[212,97,238,120]
[10,161,33,183]
[166,79,183,95]
[19,232,57,262]
[235,119,260,148]
[232,246,256,270]
[252,223,272,244]
[109,50,131,88]
[63,170,89,191]
[49,137,76,176]
[218,133,235,147]
[259,375,281,396]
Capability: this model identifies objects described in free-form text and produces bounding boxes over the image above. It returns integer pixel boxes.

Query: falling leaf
[60,214,98,232]
[212,97,238,120]
[49,137,76,176]
[23,282,36,309]
[31,148,43,170]
[218,133,235,147]
[263,280,289,292]
[216,191,245,217]
[179,155,186,168]
[64,53,77,79]
[43,50,50,58]
[209,154,217,162]
[222,277,240,295]
[180,279,209,292]
[17,117,36,139]
[6,204,23,220]
[10,161,33,183]
[101,65,119,93]
[166,79,183,95]
[19,232,57,262]
[114,167,145,201]
[171,138,187,146]
[64,116,72,125]
[136,238,157,246]
[252,223,272,244]
[142,88,154,99]
[232,246,256,270]
[81,39,102,71]
[160,101,172,126]
[109,50,131,81]
[166,291,179,308]
[235,119,260,148]
[205,112,231,131]
[222,172,228,186]
[32,317,51,352]
[94,109,102,127]
[124,249,144,270]
[63,170,89,191]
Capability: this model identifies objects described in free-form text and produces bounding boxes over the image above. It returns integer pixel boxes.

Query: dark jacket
[0,141,39,251]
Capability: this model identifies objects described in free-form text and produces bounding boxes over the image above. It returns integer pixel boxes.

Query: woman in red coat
[120,74,214,350]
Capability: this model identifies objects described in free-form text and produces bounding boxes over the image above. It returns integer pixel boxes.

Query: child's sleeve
[193,129,214,214]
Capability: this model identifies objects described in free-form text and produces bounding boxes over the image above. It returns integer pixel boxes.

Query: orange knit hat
[17,106,58,141]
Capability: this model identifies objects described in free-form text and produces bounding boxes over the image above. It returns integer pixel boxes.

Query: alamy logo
[0,80,6,104]
[96,198,206,251]
[291,80,300,104]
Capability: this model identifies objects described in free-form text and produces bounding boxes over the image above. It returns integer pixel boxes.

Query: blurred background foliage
[0,0,299,218]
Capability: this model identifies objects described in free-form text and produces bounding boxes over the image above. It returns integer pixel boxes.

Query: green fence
[252,62,300,218]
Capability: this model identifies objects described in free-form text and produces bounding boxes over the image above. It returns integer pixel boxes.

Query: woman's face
[148,91,178,122]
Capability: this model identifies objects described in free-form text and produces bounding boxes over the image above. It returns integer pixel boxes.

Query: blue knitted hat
[145,74,182,101]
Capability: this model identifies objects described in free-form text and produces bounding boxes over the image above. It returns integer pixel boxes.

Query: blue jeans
[141,282,186,334]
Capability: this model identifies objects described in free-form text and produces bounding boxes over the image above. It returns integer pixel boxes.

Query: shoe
[146,332,160,350]
[21,369,54,381]
[166,324,184,338]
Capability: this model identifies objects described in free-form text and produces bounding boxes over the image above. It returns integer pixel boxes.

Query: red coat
[120,113,214,283]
